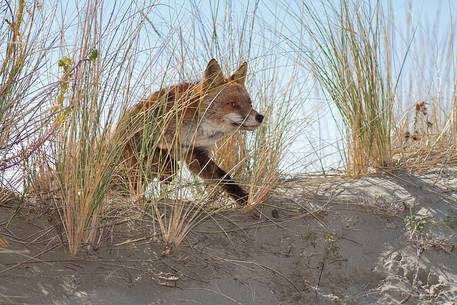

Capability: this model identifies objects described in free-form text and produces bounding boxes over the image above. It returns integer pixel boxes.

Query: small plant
[406,214,432,235]
[324,233,340,259]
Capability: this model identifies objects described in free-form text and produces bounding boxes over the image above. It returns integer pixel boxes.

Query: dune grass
[388,2,457,171]
[25,1,161,254]
[286,0,399,175]
[1,0,456,255]
[282,0,457,175]
[0,0,61,249]
[0,0,58,175]
[14,0,300,255]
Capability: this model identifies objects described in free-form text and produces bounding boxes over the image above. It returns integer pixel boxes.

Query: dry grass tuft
[393,100,457,172]
[243,107,281,209]
[26,1,153,255]
[214,133,246,176]
[0,1,57,172]
[292,0,398,176]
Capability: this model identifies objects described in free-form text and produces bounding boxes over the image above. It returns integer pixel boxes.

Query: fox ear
[204,58,224,88]
[229,62,248,85]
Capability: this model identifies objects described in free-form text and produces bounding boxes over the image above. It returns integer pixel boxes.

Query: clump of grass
[17,0,300,256]
[0,0,27,170]
[392,99,457,171]
[28,1,158,255]
[191,1,303,210]
[44,30,117,254]
[389,3,457,170]
[244,107,282,208]
[243,69,302,210]
[0,0,62,236]
[0,0,33,249]
[289,0,401,175]
[0,1,56,175]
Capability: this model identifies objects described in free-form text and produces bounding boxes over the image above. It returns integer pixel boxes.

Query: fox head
[200,59,264,132]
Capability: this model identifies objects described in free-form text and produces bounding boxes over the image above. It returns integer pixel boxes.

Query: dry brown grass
[103,1,302,254]
[285,0,457,175]
[2,0,456,257]
[0,235,7,248]
[0,0,57,172]
[290,0,397,176]
[392,101,457,171]
[26,1,153,255]
[214,133,246,176]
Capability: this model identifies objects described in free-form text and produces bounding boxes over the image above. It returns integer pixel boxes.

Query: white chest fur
[182,120,233,147]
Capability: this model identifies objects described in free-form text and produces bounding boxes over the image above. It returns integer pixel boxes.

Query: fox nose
[255,114,264,123]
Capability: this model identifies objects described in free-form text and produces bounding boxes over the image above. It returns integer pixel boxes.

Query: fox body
[118,59,263,205]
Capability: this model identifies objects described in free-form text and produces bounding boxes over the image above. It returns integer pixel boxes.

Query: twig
[0,243,59,275]
[218,257,304,294]
[400,239,424,304]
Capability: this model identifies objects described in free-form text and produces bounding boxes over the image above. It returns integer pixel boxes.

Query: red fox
[118,59,264,205]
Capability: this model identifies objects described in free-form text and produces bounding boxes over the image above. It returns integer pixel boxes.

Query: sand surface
[1,169,457,304]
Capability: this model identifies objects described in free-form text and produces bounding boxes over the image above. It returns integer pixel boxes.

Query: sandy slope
[1,169,456,305]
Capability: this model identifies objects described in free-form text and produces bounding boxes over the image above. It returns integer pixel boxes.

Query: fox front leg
[185,147,249,205]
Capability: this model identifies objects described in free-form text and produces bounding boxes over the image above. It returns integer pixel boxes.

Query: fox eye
[230,102,237,108]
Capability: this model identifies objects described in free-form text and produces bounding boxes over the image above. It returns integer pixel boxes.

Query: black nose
[255,114,264,123]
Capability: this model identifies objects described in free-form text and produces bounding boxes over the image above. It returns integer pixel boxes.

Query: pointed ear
[204,58,224,88]
[229,62,248,85]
